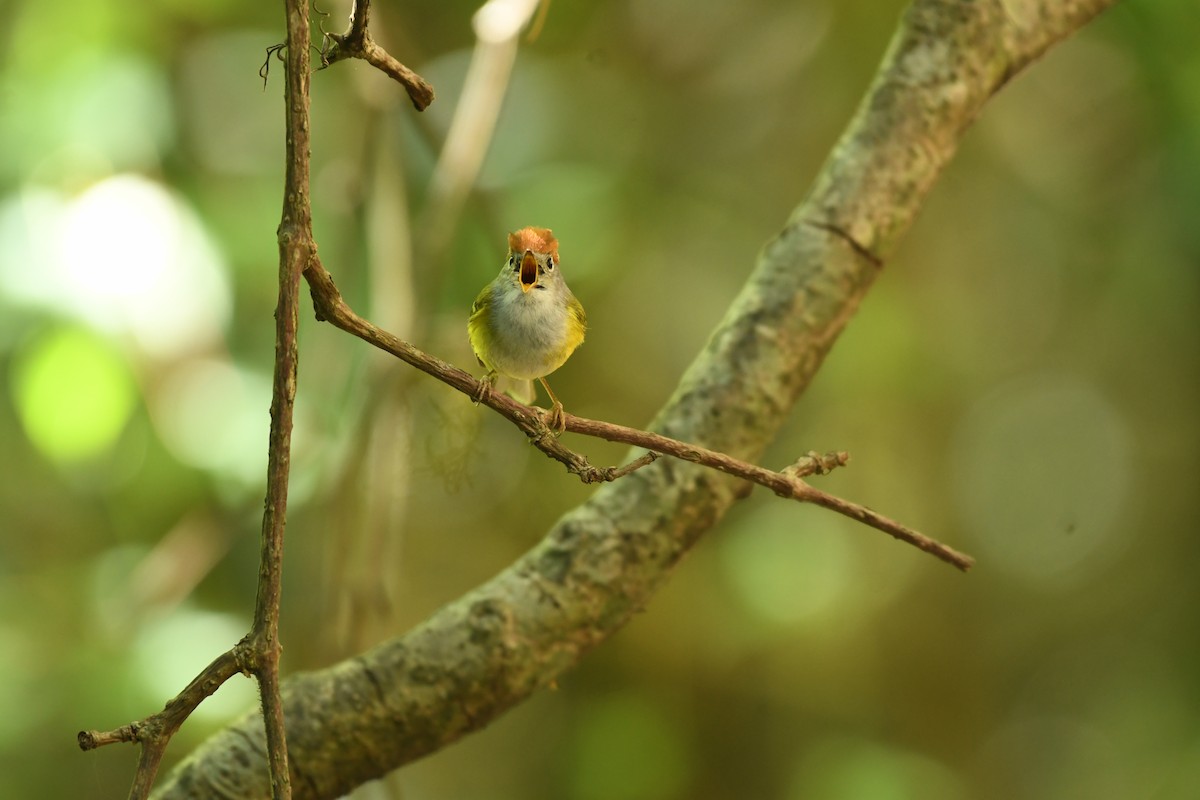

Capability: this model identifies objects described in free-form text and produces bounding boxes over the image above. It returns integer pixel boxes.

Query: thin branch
[783,450,851,478]
[78,726,137,750]
[599,451,661,481]
[322,0,435,109]
[245,0,315,795]
[303,256,973,570]
[573,418,973,570]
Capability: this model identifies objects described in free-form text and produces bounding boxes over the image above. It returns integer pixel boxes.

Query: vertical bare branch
[247,0,317,797]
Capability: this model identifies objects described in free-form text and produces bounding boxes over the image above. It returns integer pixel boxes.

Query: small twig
[77,649,245,799]
[782,450,850,478]
[302,256,974,572]
[526,424,661,484]
[77,725,138,750]
[599,451,660,481]
[321,0,435,109]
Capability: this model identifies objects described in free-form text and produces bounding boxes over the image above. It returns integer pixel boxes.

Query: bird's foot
[473,373,497,405]
[540,401,567,435]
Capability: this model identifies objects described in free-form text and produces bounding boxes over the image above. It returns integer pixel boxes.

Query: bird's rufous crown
[508,226,559,260]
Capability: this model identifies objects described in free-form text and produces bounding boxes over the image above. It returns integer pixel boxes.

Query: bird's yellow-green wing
[467,287,492,369]
[565,294,587,352]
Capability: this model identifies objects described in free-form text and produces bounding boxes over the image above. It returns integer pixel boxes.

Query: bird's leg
[538,377,567,433]
[474,371,497,405]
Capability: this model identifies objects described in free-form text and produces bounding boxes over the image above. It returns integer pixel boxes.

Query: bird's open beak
[519,250,538,292]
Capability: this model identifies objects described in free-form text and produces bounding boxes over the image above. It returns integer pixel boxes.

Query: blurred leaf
[11,326,136,463]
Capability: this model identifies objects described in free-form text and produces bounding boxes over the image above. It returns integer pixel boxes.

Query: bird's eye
[509,255,517,270]
[546,258,555,271]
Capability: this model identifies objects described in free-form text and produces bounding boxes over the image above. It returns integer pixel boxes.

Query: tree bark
[152,1,1120,797]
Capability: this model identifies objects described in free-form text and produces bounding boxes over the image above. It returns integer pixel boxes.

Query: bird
[468,226,586,432]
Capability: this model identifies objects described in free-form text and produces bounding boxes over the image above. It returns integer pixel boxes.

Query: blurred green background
[2,0,1198,798]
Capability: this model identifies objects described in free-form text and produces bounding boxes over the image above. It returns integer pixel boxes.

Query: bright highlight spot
[56,175,230,357]
[12,326,136,463]
[0,176,230,360]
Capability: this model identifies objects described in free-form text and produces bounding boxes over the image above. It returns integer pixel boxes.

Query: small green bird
[468,226,586,431]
